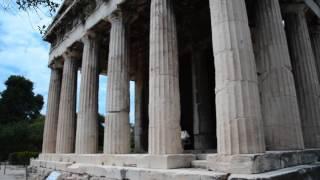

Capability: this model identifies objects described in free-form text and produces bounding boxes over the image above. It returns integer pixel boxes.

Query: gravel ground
[0,164,26,180]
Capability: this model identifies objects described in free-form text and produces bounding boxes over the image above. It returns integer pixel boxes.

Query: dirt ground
[0,164,26,180]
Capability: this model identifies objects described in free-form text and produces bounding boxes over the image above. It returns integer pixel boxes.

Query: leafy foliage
[0,75,44,124]
[8,151,39,165]
[0,0,61,34]
[0,117,44,161]
[0,75,44,161]
[0,0,59,15]
[16,0,59,14]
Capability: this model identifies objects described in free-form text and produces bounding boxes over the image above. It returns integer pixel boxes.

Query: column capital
[81,30,99,44]
[108,10,124,24]
[49,59,63,70]
[62,48,82,61]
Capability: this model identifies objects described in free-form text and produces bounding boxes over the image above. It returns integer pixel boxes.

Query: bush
[8,151,39,165]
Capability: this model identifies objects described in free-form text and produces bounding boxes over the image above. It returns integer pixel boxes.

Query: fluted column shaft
[42,68,62,153]
[104,14,130,154]
[285,9,320,148]
[75,33,99,154]
[311,26,320,81]
[209,0,266,155]
[253,0,304,150]
[56,54,78,153]
[149,0,183,154]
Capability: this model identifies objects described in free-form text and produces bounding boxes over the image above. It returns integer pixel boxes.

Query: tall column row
[43,0,320,156]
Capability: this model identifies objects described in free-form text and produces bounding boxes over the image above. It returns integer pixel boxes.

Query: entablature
[46,0,320,68]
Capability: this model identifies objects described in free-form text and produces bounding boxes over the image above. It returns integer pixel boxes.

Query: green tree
[0,121,29,160]
[0,116,44,161]
[0,76,45,161]
[27,115,45,151]
[0,0,61,34]
[0,75,44,124]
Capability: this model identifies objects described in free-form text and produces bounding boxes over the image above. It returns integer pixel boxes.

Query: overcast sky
[0,6,135,123]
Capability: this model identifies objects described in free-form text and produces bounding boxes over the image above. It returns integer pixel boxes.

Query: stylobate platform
[28,150,320,180]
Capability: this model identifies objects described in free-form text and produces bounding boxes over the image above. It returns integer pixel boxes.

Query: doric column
[311,25,320,80]
[209,0,265,155]
[75,32,99,154]
[149,0,183,154]
[284,7,320,148]
[55,51,78,153]
[104,13,130,154]
[42,67,62,153]
[253,0,304,150]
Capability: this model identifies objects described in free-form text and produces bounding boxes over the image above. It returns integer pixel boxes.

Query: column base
[139,154,195,169]
[207,149,320,174]
[38,153,195,169]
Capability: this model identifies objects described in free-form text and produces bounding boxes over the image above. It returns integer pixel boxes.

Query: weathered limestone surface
[310,25,320,80]
[285,8,320,148]
[104,13,130,154]
[209,0,265,155]
[208,149,320,174]
[56,53,78,153]
[42,68,62,153]
[29,163,228,180]
[253,0,304,150]
[228,164,320,180]
[29,152,320,180]
[148,0,183,154]
[36,153,196,169]
[75,33,99,154]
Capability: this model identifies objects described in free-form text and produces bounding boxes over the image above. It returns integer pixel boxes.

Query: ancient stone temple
[29,0,320,179]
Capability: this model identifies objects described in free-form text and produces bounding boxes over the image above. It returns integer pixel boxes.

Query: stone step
[196,154,208,160]
[191,160,208,169]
